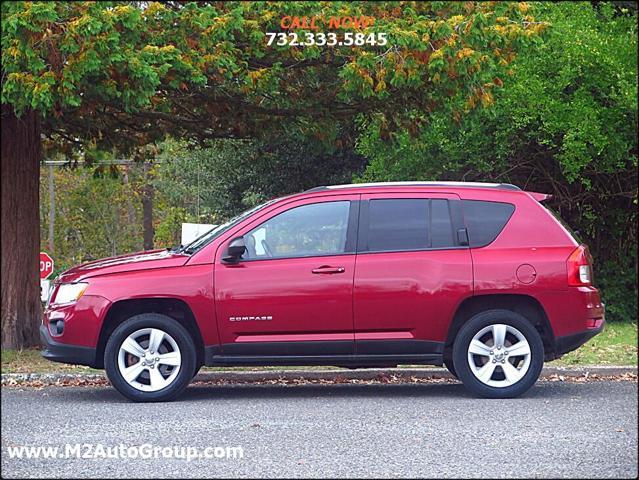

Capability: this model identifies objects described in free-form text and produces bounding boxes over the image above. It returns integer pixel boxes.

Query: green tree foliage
[358,2,638,321]
[3,1,540,153]
[39,165,145,271]
[153,134,366,225]
[39,136,363,267]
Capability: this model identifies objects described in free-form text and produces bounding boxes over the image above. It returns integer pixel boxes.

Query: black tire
[443,356,458,379]
[104,313,196,402]
[452,309,544,398]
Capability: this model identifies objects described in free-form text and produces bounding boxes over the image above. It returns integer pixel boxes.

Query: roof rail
[304,181,521,193]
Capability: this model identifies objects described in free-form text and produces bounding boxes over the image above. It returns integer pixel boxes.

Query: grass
[1,349,101,374]
[0,350,340,375]
[550,322,637,366]
[2,323,636,374]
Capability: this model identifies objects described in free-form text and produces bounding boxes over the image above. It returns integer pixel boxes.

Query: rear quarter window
[462,200,515,247]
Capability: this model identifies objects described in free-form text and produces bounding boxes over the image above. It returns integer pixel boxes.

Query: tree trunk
[1,105,42,349]
[142,162,154,250]
[122,166,137,226]
[121,166,140,250]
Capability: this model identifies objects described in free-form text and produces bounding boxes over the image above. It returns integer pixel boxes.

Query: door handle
[312,266,345,274]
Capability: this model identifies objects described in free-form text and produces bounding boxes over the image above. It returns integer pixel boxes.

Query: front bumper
[40,324,97,368]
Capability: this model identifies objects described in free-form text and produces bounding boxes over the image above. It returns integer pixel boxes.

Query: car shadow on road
[180,381,567,402]
[183,382,474,401]
[61,380,573,404]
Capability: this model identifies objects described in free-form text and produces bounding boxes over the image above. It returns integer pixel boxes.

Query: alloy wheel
[466,323,531,388]
[117,328,182,392]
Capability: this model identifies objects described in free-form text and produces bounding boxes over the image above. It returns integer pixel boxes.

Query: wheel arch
[445,294,556,361]
[95,298,204,369]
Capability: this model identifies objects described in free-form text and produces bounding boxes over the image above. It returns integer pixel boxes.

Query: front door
[215,195,360,356]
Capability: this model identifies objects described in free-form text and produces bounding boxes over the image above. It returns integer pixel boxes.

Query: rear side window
[431,199,454,248]
[462,200,515,247]
[363,198,456,252]
[368,199,429,251]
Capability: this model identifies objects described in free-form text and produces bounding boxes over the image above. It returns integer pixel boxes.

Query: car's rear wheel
[104,313,196,402]
[453,309,544,398]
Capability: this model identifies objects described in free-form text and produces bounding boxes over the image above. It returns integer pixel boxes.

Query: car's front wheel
[453,309,544,398]
[443,354,458,379]
[104,313,196,402]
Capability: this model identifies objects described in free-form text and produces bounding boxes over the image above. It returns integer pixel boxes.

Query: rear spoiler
[527,191,553,202]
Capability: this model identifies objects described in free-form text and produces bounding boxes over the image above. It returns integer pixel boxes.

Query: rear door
[353,192,473,355]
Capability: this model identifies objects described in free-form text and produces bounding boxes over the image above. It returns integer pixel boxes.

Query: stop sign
[40,252,54,280]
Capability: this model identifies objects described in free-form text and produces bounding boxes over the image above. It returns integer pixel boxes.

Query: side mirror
[222,237,246,264]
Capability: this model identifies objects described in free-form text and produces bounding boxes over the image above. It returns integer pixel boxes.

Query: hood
[55,249,190,283]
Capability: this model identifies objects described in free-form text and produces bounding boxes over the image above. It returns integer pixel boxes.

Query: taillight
[567,245,593,286]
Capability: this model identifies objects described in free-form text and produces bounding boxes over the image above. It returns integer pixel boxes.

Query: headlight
[51,283,88,305]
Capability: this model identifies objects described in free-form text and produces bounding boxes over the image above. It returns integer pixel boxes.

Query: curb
[2,365,636,385]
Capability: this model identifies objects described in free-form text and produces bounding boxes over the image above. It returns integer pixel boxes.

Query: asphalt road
[2,381,637,478]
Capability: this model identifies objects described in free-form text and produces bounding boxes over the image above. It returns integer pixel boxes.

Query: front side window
[243,201,351,259]
[179,198,279,254]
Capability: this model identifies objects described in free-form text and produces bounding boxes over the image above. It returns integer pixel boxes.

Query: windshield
[180,199,279,255]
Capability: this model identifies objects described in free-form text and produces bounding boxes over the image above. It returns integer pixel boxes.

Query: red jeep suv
[41,182,605,402]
